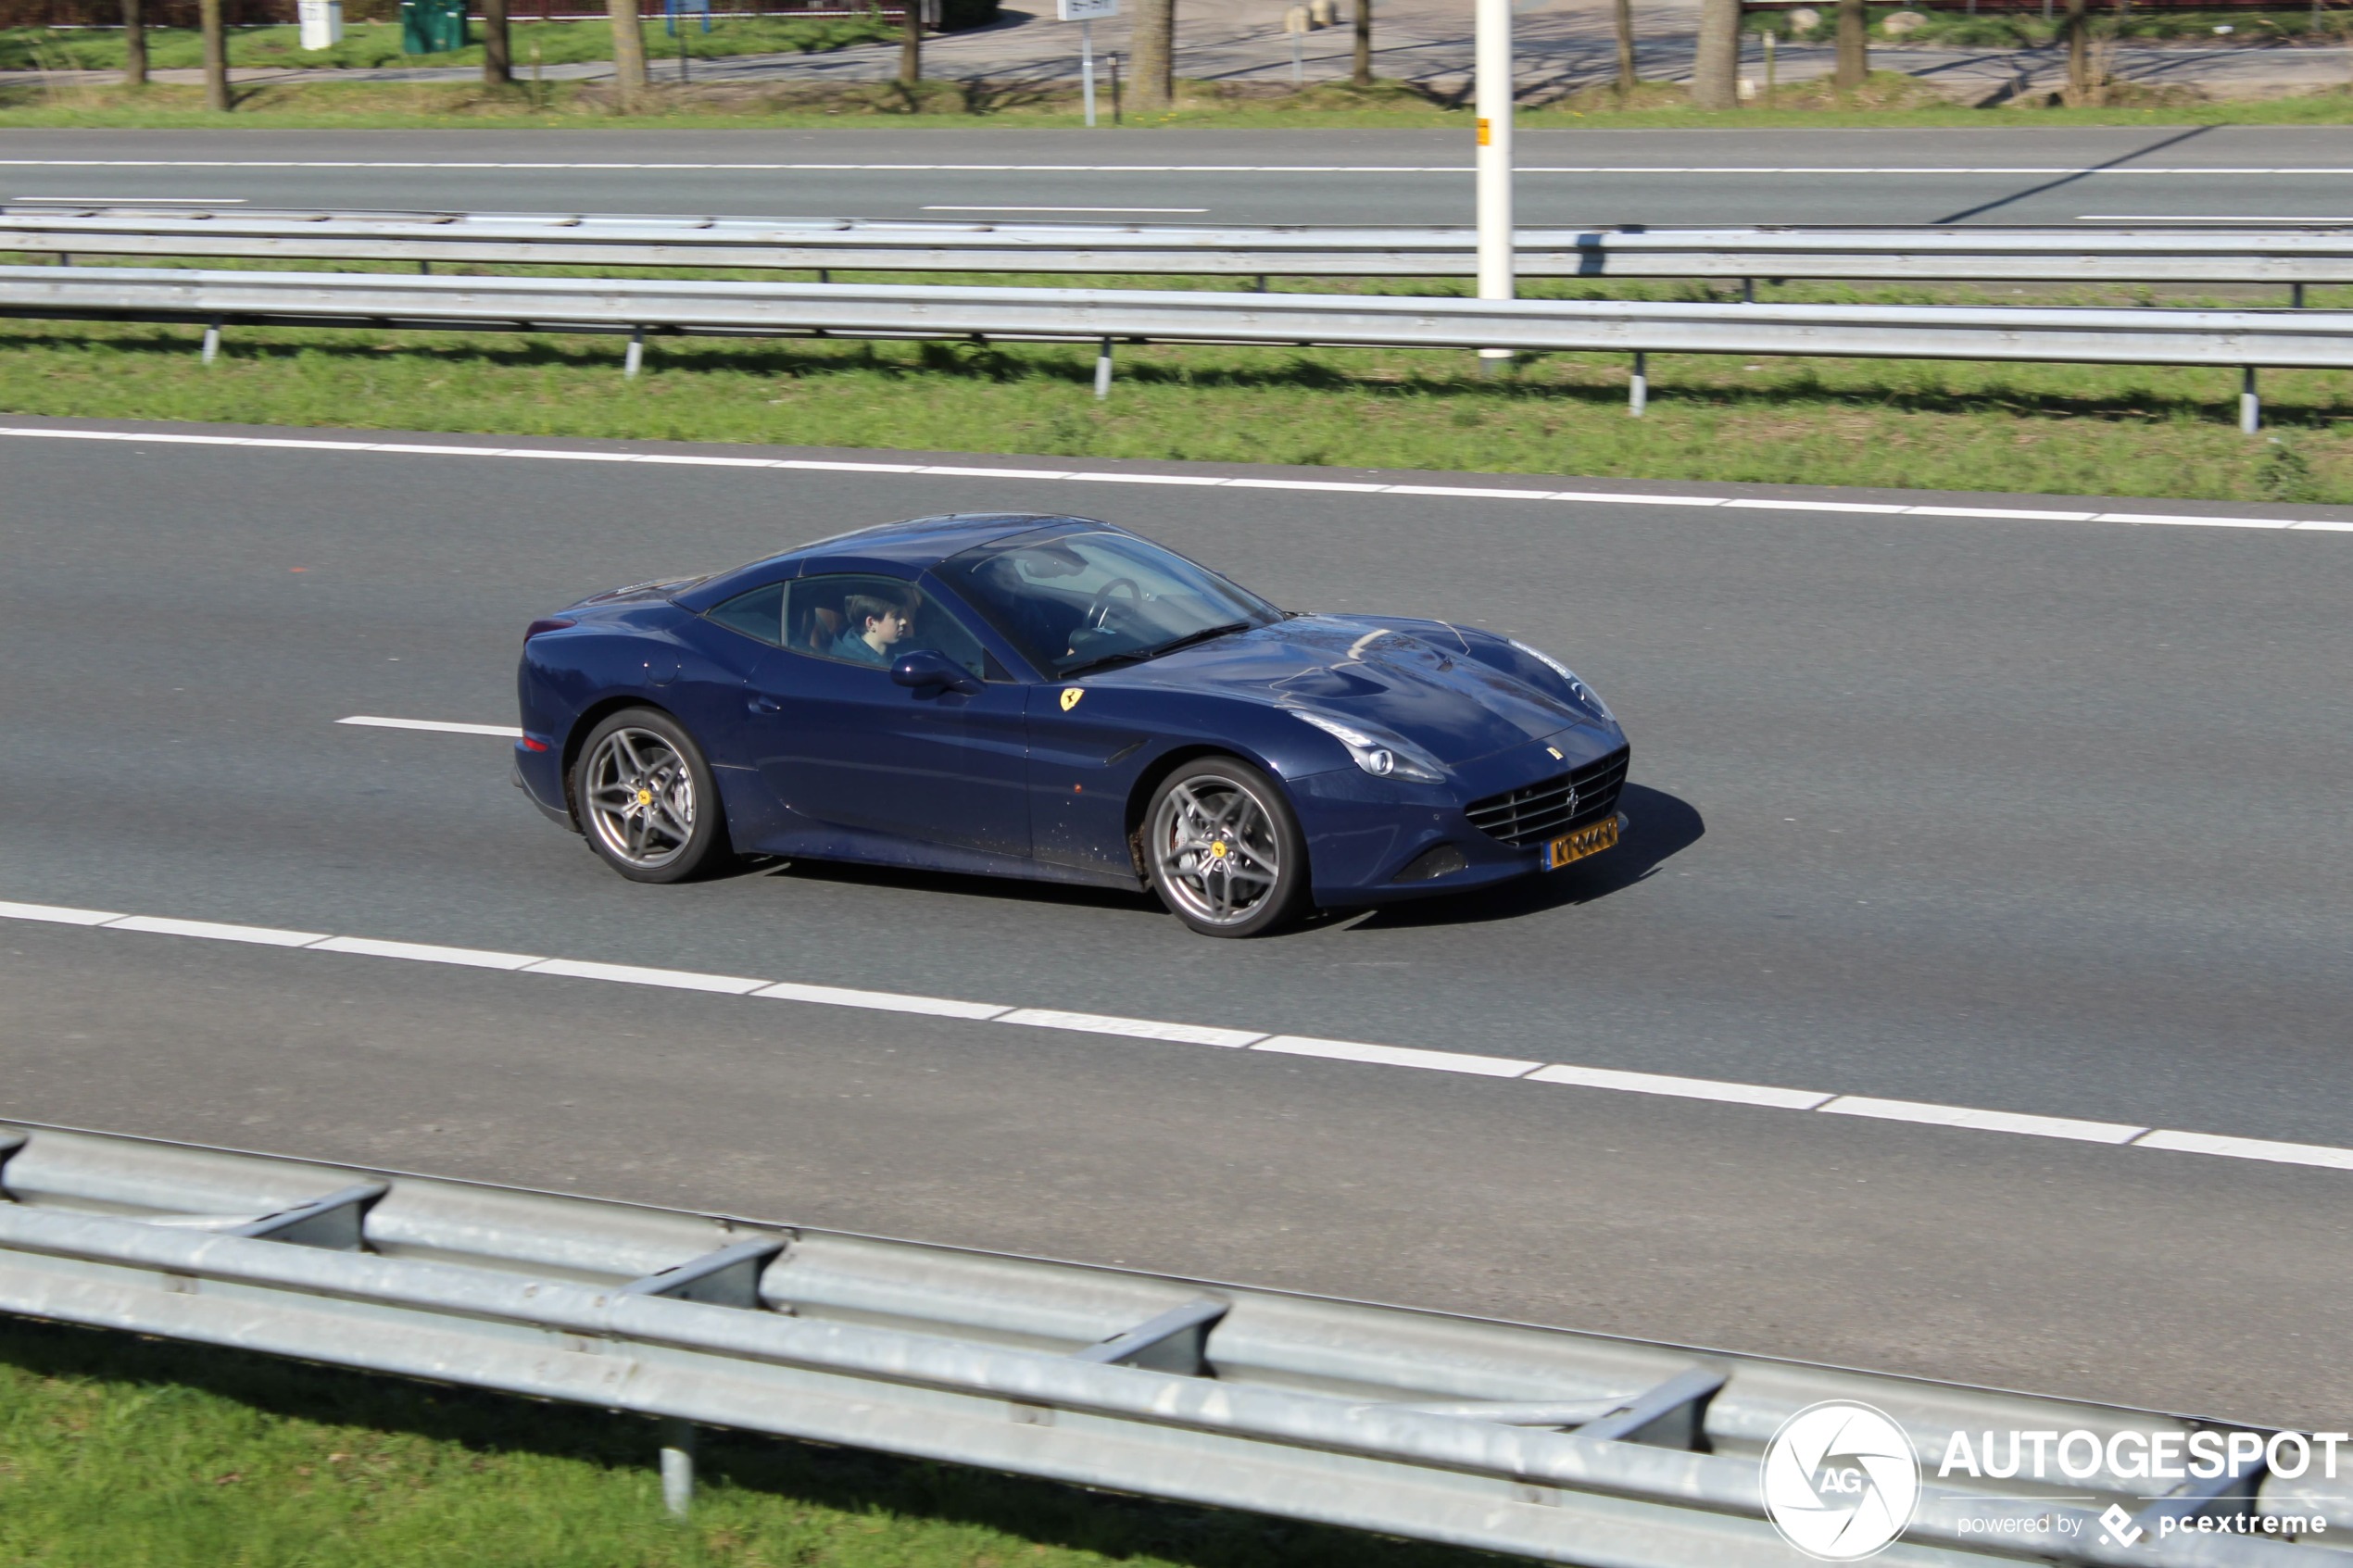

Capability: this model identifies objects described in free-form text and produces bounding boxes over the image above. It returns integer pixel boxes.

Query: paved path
[7,0,2353,100]
[4,414,2347,1427]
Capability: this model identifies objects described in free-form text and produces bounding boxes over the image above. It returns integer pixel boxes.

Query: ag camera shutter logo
[1762,1402,1922,1561]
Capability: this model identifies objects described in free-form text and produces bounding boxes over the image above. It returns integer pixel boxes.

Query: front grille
[1466,746,1629,847]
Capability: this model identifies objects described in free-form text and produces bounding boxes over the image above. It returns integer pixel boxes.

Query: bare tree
[900,0,922,85]
[1130,0,1174,112]
[1833,0,1867,91]
[1353,0,1371,87]
[122,0,147,87]
[608,0,648,107]
[198,0,229,110]
[2064,0,2090,100]
[1614,0,1634,96]
[483,0,512,84]
[1689,0,1739,108]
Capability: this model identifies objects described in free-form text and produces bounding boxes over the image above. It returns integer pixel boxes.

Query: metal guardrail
[6,205,2353,285]
[0,1120,2342,1566]
[1,261,2338,427]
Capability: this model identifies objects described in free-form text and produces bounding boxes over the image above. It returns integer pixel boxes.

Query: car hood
[1103,615,1598,766]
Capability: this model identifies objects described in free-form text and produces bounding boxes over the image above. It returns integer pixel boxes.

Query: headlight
[1291,710,1446,783]
[1509,638,1615,722]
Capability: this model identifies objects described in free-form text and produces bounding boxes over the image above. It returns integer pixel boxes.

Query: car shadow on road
[1339,782,1704,932]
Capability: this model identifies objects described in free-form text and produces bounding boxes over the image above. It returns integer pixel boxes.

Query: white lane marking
[1906,505,2099,521]
[339,715,525,738]
[1252,1035,1541,1078]
[755,980,1010,1019]
[103,914,330,947]
[1386,485,1559,500]
[996,1008,1265,1047]
[1818,1095,2146,1145]
[12,194,250,203]
[0,898,122,925]
[310,935,545,970]
[920,205,1211,213]
[2132,1129,2353,1170]
[522,957,770,994]
[7,426,2344,534]
[20,896,2353,1175]
[2079,214,2353,222]
[7,160,2353,175]
[2096,511,2287,529]
[1529,1062,1832,1110]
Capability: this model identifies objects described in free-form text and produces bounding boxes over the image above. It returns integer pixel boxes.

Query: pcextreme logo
[1762,1402,1921,1561]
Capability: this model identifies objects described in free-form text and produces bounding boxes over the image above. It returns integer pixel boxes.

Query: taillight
[524,617,575,641]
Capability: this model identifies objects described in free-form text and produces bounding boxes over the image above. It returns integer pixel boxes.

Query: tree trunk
[1352,0,1370,87]
[1833,0,1867,91]
[1613,0,1634,95]
[900,0,921,85]
[1129,0,1173,112]
[1689,0,1739,108]
[2064,0,2089,101]
[607,0,646,107]
[122,0,147,85]
[198,0,229,110]
[482,0,511,84]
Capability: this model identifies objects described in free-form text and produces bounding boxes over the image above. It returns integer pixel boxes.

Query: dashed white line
[339,715,526,738]
[7,896,2352,1178]
[6,426,2344,536]
[920,205,1211,213]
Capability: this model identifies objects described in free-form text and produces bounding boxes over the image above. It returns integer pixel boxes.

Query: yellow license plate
[1544,816,1619,871]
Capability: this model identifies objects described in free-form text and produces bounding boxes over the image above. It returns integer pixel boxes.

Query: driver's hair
[843,590,911,631]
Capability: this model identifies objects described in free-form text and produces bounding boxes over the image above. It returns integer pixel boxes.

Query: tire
[572,708,732,884]
[1143,757,1311,937]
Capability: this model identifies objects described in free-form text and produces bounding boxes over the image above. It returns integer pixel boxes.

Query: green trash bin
[400,0,469,55]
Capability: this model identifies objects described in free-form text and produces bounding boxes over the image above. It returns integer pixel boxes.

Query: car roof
[674,512,1123,609]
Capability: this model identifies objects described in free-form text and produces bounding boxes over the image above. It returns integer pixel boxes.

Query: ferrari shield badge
[1061,687,1085,711]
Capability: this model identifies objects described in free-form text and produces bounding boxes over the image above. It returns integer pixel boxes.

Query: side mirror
[890,648,981,695]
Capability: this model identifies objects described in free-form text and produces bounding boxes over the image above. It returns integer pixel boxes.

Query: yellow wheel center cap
[1210,841,1228,859]
[636,788,654,807]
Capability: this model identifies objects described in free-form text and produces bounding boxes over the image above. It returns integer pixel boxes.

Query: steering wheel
[1083,577,1143,633]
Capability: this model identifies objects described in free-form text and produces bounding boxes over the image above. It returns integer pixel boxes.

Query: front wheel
[1144,758,1310,937]
[573,708,731,884]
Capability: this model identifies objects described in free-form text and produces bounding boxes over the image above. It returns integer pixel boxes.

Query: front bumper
[1293,729,1629,906]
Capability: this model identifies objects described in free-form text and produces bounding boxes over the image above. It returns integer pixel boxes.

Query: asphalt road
[10,125,2353,226]
[4,419,2350,1427]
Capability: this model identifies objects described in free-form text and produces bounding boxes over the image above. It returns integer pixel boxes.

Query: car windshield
[937,531,1281,678]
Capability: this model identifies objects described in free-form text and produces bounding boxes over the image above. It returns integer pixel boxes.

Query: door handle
[749,696,783,714]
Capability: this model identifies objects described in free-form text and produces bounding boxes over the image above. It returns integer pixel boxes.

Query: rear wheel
[573,709,730,884]
[1144,758,1310,937]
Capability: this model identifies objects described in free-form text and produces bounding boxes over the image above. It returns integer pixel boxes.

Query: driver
[832,591,912,667]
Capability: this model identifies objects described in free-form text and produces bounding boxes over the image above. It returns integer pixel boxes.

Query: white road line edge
[6,895,2348,1176]
[6,427,2341,536]
[339,715,526,738]
[6,160,2352,175]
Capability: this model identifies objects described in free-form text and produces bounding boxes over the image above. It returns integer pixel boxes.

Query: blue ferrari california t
[513,513,1629,936]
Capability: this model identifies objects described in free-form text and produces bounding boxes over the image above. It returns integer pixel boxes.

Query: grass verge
[0,1313,1492,1567]
[7,69,2353,129]
[4,313,2350,504]
[0,15,891,72]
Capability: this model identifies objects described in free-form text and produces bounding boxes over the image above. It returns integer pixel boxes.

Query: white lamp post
[1474,0,1513,368]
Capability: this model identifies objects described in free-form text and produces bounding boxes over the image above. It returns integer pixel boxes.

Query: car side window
[786,573,989,680]
[705,583,786,646]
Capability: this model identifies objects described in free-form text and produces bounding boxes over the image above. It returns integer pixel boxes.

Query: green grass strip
[0,1314,1498,1568]
[2,317,2349,505]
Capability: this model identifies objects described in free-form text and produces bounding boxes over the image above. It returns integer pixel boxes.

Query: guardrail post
[2292,282,2307,308]
[1629,351,1647,417]
[1094,336,1114,399]
[2240,366,2259,434]
[659,1417,695,1516]
[201,319,221,366]
[625,327,645,380]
